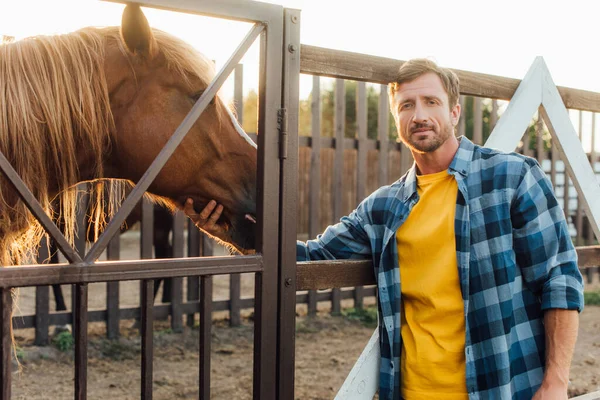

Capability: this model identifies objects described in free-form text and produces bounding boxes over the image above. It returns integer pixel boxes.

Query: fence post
[229,63,244,327]
[332,78,345,315]
[35,236,51,346]
[308,75,321,316]
[354,82,368,309]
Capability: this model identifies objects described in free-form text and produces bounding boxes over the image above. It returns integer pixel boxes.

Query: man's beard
[402,121,454,154]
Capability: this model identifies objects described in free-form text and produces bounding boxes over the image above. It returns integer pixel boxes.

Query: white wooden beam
[538,60,600,240]
[334,328,380,400]
[485,57,543,152]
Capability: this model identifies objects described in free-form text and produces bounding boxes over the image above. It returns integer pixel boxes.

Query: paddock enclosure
[2,0,600,399]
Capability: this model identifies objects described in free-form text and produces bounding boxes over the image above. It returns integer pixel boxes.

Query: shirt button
[466,347,470,355]
[390,361,394,369]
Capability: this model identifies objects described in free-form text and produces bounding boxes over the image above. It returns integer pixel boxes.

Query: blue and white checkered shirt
[297,137,584,400]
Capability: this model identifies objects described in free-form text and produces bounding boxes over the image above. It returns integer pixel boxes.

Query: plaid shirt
[297,137,584,400]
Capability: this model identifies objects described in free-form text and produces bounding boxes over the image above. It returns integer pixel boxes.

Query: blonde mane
[0,26,218,266]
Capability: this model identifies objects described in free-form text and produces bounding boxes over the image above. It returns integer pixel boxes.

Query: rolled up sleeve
[511,158,584,312]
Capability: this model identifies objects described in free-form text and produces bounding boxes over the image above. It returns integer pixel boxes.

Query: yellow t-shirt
[396,169,467,400]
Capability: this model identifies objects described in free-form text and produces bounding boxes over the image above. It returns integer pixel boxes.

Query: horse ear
[120,4,157,59]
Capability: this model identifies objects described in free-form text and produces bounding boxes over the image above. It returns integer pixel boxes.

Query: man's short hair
[388,58,460,109]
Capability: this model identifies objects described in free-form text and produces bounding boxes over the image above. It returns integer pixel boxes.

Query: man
[185,58,584,400]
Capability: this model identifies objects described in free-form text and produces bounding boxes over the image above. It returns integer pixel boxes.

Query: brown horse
[0,4,257,267]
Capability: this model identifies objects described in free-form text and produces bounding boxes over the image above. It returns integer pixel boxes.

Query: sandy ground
[8,229,600,399]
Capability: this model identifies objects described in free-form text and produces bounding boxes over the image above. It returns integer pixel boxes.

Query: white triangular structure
[336,57,600,399]
[334,329,380,400]
[486,56,600,240]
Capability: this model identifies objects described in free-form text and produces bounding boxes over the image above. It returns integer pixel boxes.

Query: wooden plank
[378,85,390,186]
[332,78,345,314]
[490,100,499,131]
[355,82,368,309]
[590,113,597,245]
[551,139,558,188]
[536,112,545,161]
[473,97,483,145]
[297,246,597,291]
[577,246,600,267]
[300,45,600,113]
[308,75,322,316]
[576,111,584,246]
[297,260,375,291]
[458,96,466,137]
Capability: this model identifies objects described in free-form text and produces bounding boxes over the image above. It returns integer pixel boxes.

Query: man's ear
[120,4,157,59]
[451,102,461,127]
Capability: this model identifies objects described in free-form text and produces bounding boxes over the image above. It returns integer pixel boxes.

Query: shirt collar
[399,136,474,203]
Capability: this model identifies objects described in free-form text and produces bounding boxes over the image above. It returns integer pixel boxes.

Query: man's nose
[413,102,428,123]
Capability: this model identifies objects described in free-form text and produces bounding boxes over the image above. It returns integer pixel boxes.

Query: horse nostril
[244,214,257,224]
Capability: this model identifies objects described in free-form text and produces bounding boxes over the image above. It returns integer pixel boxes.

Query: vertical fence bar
[229,63,244,327]
[253,17,283,400]
[563,156,570,222]
[378,84,389,186]
[72,189,89,341]
[308,75,321,316]
[35,236,51,345]
[354,82,367,309]
[490,100,499,132]
[473,97,483,145]
[74,283,88,400]
[1,288,12,400]
[140,198,154,399]
[171,212,185,333]
[187,220,200,328]
[536,111,545,161]
[278,10,301,398]
[106,232,120,339]
[458,96,466,137]
[590,113,597,246]
[332,78,345,315]
[576,111,584,245]
[141,279,154,400]
[199,276,213,399]
[551,138,557,189]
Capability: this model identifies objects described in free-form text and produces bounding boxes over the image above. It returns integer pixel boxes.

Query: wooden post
[473,97,483,145]
[378,84,390,186]
[307,75,321,316]
[332,78,345,315]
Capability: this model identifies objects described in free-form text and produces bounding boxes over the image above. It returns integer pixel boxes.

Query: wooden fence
[14,62,600,342]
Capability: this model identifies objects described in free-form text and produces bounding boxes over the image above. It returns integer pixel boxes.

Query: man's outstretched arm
[532,309,579,399]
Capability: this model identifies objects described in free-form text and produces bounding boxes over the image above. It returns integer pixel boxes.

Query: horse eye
[190,91,215,105]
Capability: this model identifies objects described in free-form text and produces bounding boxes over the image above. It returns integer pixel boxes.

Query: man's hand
[183,198,225,237]
[531,381,568,399]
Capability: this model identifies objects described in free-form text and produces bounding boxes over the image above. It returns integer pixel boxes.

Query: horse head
[104,5,257,253]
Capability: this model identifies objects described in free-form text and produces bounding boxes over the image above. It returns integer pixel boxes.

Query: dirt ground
[8,230,600,399]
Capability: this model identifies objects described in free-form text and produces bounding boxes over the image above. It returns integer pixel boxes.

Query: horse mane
[0,26,219,265]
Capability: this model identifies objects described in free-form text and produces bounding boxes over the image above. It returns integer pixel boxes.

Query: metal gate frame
[0,1,300,399]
